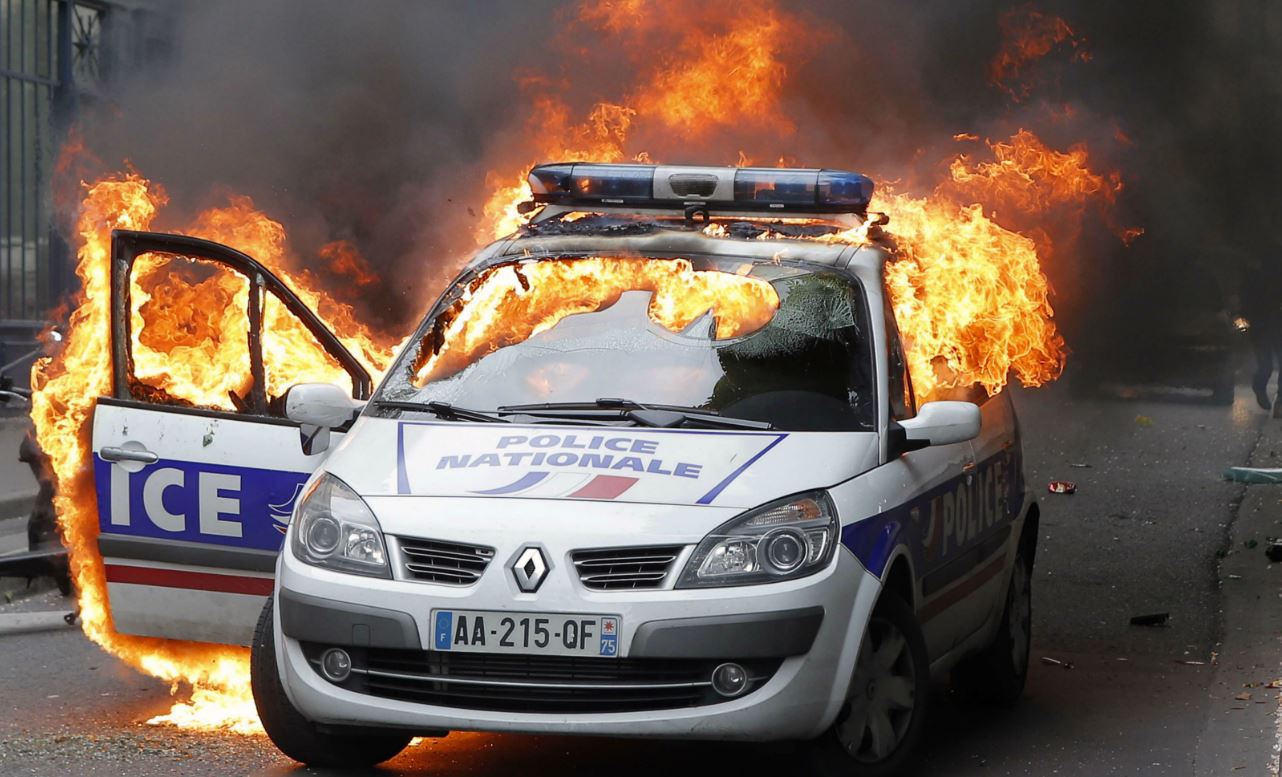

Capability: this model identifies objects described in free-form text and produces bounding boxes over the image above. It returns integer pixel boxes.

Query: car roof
[471,225,889,277]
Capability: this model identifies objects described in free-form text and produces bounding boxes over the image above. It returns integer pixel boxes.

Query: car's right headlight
[677,491,840,588]
[290,473,391,579]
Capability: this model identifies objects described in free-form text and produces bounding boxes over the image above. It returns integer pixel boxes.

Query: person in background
[1240,258,1282,410]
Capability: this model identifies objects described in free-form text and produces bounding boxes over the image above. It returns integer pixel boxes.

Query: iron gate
[0,0,102,325]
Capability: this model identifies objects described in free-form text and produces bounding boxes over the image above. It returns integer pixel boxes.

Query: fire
[481,0,805,242]
[878,195,1065,399]
[29,171,399,733]
[413,258,779,384]
[944,130,1120,216]
[988,4,1090,101]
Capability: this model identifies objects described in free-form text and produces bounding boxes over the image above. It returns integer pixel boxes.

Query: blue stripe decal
[841,449,1023,580]
[695,433,789,505]
[469,471,549,495]
[93,455,309,552]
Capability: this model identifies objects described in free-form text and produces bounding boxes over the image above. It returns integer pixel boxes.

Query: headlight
[290,473,390,578]
[677,491,840,588]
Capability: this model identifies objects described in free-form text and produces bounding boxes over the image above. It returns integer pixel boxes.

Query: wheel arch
[879,548,917,610]
[1018,502,1040,564]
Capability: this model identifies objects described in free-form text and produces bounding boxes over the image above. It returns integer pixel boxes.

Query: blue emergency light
[528,163,875,215]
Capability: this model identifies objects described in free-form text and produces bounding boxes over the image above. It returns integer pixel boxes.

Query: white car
[93,164,1037,776]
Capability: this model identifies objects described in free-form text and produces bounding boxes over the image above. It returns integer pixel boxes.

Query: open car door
[91,230,373,646]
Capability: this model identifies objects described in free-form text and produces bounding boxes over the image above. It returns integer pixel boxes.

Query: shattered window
[380,257,876,431]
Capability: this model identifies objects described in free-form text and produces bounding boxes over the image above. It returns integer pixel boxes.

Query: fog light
[320,648,352,682]
[711,662,749,698]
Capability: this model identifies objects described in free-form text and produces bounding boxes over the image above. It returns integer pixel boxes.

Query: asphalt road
[0,385,1279,777]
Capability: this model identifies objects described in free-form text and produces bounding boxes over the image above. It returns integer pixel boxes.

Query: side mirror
[895,401,981,452]
[284,383,363,456]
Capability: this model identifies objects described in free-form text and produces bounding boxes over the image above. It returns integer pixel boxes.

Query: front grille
[395,537,495,585]
[571,545,684,590]
[304,645,778,714]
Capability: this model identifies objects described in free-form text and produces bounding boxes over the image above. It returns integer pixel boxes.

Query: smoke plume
[76,0,1282,361]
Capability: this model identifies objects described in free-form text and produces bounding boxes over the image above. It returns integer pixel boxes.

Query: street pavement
[0,385,1279,777]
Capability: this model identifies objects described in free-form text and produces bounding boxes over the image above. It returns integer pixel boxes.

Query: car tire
[250,598,412,768]
[805,592,930,777]
[951,550,1032,704]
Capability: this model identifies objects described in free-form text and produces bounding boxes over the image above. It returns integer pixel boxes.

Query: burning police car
[92,164,1037,775]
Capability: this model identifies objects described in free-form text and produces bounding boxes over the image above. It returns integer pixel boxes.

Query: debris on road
[1069,462,1093,468]
[1175,660,1207,666]
[1135,415,1154,427]
[1222,466,1282,484]
[1040,656,1074,669]
[1048,480,1077,494]
[1265,540,1282,563]
[1129,612,1170,627]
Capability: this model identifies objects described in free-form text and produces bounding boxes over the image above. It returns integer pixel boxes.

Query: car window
[379,257,877,431]
[884,294,916,421]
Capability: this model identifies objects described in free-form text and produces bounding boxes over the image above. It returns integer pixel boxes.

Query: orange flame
[989,4,1090,101]
[29,172,399,732]
[413,258,779,385]
[481,0,806,243]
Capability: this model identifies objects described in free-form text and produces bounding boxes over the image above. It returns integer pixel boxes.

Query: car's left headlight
[677,491,840,588]
[290,473,390,578]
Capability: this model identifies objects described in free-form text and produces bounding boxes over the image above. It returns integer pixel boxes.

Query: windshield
[377,256,875,431]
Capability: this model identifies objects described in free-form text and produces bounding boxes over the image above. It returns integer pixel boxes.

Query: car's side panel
[839,400,1023,662]
[92,399,335,645]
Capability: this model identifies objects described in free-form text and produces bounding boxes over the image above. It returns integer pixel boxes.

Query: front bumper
[275,546,880,741]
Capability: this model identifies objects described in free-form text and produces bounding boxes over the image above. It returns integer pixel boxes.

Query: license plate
[431,610,621,658]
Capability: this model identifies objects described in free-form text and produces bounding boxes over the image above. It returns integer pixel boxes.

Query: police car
[93,163,1037,776]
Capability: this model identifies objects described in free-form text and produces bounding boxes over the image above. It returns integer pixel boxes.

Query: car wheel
[805,593,930,777]
[952,551,1032,704]
[250,598,412,768]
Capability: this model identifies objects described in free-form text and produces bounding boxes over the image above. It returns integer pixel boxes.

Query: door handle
[101,446,159,464]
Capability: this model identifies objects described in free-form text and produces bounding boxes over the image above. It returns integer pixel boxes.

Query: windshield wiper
[496,398,773,430]
[375,400,509,423]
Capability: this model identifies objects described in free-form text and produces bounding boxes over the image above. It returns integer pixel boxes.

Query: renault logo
[512,546,549,593]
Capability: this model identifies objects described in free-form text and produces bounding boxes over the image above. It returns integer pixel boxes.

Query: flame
[29,171,399,733]
[480,0,806,243]
[412,258,780,385]
[878,194,1065,399]
[945,129,1120,213]
[989,4,1090,101]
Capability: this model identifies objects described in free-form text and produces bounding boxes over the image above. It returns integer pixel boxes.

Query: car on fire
[92,163,1038,775]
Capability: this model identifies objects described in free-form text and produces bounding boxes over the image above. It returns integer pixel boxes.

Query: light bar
[528,163,875,214]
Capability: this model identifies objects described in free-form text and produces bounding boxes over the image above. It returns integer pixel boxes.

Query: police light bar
[528,163,875,215]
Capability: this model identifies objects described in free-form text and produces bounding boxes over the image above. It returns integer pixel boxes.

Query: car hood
[323,417,879,509]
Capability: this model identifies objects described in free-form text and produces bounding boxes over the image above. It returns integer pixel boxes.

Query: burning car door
[91,230,372,646]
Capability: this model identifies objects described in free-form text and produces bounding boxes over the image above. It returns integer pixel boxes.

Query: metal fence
[0,0,102,325]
